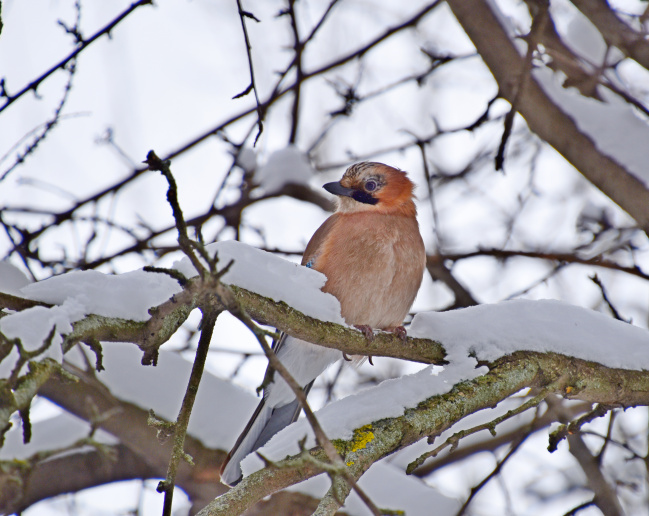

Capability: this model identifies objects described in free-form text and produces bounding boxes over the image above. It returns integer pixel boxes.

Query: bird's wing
[302,213,340,268]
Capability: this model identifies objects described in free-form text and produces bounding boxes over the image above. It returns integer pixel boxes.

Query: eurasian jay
[220,161,426,486]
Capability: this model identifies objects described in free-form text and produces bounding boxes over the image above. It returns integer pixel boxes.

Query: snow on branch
[3,236,649,513]
[200,348,649,516]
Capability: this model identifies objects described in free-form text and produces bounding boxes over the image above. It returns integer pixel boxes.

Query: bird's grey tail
[220,382,313,487]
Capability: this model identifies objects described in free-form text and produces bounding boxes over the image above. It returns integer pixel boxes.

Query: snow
[240,297,649,480]
[240,355,485,476]
[252,146,316,194]
[173,240,345,325]
[533,62,649,187]
[0,300,86,377]
[409,298,649,370]
[0,240,343,379]
[0,269,182,378]
[19,270,182,321]
[0,261,31,295]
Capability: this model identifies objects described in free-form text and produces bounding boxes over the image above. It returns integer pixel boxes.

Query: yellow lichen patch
[350,424,374,452]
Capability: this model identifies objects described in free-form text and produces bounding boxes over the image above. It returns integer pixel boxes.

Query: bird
[220,161,426,486]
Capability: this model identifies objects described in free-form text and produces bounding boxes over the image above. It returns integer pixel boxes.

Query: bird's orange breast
[312,211,425,329]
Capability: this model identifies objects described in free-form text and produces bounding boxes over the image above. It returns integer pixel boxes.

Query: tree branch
[447,0,649,237]
[198,351,649,515]
[0,0,153,114]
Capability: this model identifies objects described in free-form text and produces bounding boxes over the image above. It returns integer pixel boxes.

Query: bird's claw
[387,325,408,342]
[354,324,375,342]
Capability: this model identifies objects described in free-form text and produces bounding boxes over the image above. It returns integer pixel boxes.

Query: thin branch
[548,403,613,453]
[495,0,549,171]
[227,298,382,515]
[234,0,264,145]
[563,499,597,516]
[286,0,303,145]
[568,432,625,516]
[590,274,630,323]
[144,150,209,276]
[158,308,219,516]
[407,388,554,473]
[0,0,153,115]
[456,433,529,516]
[442,248,649,282]
[412,399,593,477]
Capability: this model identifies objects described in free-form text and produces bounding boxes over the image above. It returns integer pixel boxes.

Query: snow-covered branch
[447,0,649,237]
[199,349,649,515]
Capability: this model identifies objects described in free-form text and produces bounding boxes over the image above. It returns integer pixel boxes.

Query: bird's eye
[365,180,377,192]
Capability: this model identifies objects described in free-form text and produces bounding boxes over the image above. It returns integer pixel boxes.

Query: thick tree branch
[199,351,649,515]
[36,359,227,510]
[51,274,446,368]
[1,443,156,514]
[568,433,624,516]
[570,0,649,71]
[447,0,649,237]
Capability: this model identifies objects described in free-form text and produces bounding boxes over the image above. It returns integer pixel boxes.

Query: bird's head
[323,162,416,216]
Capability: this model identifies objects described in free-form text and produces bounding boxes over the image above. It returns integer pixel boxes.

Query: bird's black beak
[323,181,355,197]
[323,181,379,205]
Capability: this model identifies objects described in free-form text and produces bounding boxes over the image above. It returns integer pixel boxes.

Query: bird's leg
[354,324,375,342]
[386,325,408,342]
[354,325,375,364]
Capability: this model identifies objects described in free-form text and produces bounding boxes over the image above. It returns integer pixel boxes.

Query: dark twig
[157,308,219,516]
[227,302,382,515]
[443,248,649,282]
[286,0,303,144]
[1,60,77,182]
[589,274,630,322]
[408,388,553,473]
[563,499,597,516]
[144,150,208,276]
[495,0,549,171]
[457,433,529,515]
[234,0,264,145]
[0,0,152,115]
[548,404,613,453]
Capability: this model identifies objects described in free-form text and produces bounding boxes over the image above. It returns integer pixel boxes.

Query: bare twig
[590,274,630,323]
[157,308,219,516]
[227,302,382,515]
[548,404,613,452]
[408,388,553,473]
[144,150,209,276]
[286,0,303,145]
[456,433,529,516]
[234,0,264,145]
[568,432,625,516]
[495,0,549,171]
[0,0,153,114]
[443,248,649,282]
